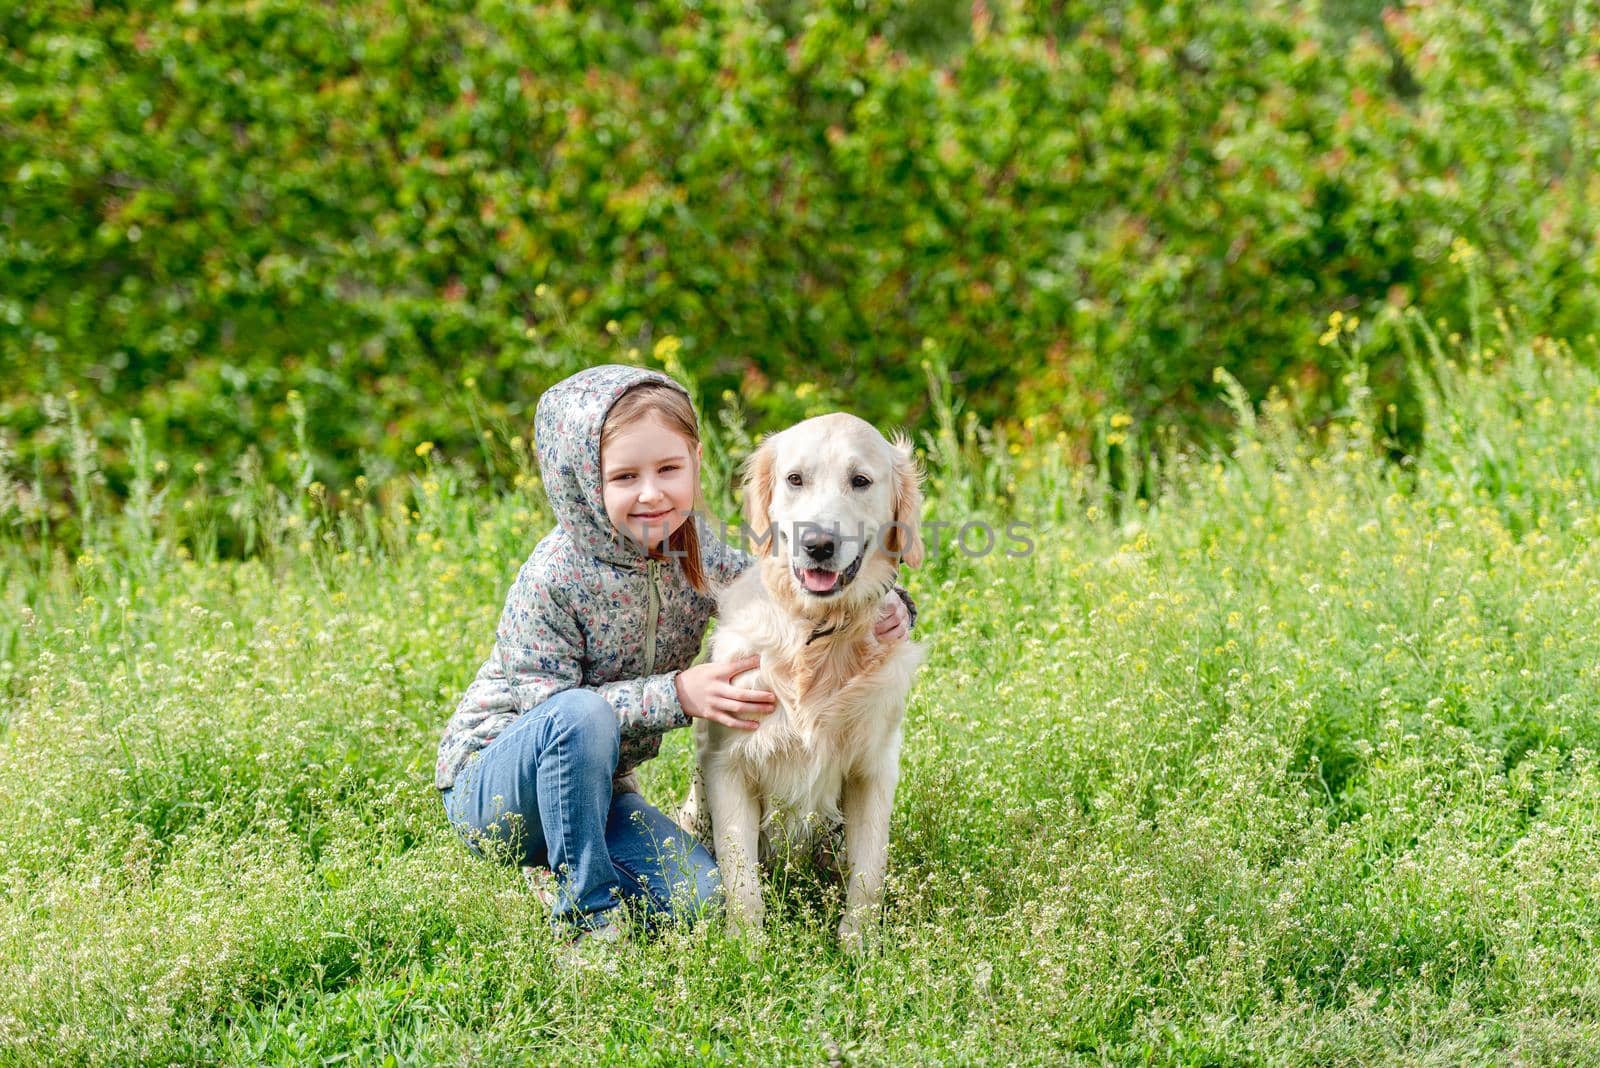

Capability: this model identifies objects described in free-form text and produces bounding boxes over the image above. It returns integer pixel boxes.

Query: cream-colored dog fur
[679,413,926,949]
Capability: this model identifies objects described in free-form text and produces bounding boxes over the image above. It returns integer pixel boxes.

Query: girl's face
[600,412,702,550]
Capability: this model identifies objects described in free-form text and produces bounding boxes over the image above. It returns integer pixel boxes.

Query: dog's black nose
[801,528,836,563]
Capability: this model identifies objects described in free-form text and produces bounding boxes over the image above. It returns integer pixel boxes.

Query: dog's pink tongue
[802,568,840,593]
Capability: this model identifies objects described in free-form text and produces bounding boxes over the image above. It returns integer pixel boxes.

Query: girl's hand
[874,594,910,644]
[676,656,776,730]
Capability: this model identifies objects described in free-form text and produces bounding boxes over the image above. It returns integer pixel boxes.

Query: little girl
[435,364,912,943]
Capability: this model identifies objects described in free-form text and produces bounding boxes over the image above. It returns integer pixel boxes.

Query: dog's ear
[742,435,777,555]
[886,432,925,569]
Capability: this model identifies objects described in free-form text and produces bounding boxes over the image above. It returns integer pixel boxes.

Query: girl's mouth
[632,509,673,520]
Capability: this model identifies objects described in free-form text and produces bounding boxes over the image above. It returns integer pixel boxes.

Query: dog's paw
[837,914,878,955]
[725,899,766,942]
[727,915,767,949]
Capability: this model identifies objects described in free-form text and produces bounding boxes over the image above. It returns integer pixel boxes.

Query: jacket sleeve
[592,671,688,736]
[497,562,688,736]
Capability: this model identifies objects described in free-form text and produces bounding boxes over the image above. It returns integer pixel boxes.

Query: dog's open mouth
[793,554,863,597]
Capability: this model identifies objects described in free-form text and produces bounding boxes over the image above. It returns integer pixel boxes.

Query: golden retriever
[680,413,926,948]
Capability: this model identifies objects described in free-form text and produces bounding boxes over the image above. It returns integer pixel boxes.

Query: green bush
[3,0,1598,506]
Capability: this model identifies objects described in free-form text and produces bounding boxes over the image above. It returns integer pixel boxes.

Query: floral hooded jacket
[433,364,749,792]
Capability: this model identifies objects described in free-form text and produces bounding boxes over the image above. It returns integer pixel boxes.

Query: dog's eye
[851,475,872,489]
[786,472,803,487]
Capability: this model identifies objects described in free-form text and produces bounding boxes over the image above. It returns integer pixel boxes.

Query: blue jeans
[440,689,721,931]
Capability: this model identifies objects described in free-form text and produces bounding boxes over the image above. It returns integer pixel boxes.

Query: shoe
[555,920,627,970]
[520,865,559,912]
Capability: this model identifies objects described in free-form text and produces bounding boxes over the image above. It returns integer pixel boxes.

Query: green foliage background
[4,0,1599,495]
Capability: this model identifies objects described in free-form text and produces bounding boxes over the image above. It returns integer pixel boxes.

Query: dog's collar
[804,578,897,646]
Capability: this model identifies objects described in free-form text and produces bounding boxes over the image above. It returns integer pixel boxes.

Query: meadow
[3,319,1600,1065]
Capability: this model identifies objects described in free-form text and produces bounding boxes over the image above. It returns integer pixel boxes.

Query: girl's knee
[547,689,620,766]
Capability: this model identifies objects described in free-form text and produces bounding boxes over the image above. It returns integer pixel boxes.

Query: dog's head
[743,413,923,614]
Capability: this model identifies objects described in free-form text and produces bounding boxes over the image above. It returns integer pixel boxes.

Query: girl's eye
[661,465,679,473]
[851,475,872,489]
[786,472,803,487]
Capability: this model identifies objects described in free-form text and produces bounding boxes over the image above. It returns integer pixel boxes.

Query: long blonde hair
[601,381,708,592]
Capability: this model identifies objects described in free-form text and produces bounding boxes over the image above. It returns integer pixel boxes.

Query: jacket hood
[534,363,692,566]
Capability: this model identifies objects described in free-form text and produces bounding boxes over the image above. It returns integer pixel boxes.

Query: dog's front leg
[837,760,899,951]
[706,758,764,937]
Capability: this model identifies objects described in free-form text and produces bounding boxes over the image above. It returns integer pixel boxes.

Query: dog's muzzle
[793,552,863,598]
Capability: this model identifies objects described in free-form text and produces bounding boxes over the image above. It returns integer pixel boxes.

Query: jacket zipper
[643,559,660,674]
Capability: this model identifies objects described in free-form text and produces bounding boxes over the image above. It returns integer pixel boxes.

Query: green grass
[3,325,1600,1064]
